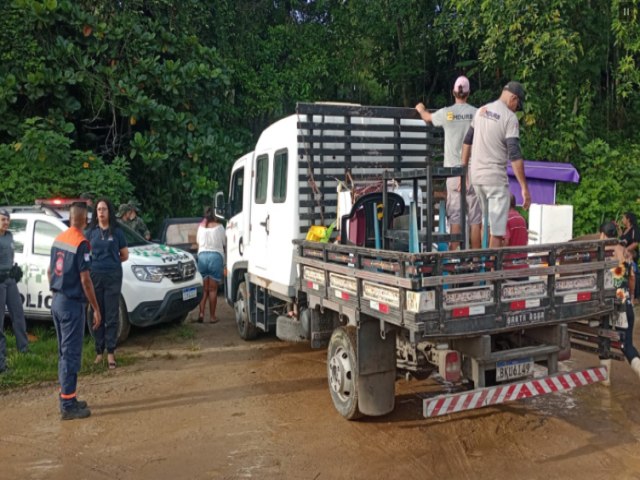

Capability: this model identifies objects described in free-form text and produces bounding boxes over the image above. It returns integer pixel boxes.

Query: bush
[557,139,640,236]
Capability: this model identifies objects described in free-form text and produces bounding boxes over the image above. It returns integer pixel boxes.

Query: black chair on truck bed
[340,192,405,249]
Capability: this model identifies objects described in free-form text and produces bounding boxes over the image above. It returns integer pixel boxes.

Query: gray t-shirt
[0,231,14,270]
[431,103,477,167]
[468,99,520,186]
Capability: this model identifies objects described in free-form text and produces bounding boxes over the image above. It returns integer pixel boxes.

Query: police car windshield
[117,221,149,247]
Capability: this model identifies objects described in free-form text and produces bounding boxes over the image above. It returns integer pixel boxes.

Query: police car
[5,201,203,342]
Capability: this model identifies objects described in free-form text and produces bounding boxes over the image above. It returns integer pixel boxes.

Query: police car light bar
[35,198,90,208]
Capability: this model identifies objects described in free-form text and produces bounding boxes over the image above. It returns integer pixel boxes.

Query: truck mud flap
[423,366,607,418]
[357,319,396,417]
[310,309,339,349]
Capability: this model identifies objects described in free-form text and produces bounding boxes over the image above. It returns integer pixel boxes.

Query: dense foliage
[1,0,639,234]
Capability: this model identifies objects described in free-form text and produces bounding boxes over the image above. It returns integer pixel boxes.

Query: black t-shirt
[620,225,640,257]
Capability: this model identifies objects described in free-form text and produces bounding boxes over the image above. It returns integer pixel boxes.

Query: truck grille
[161,260,197,283]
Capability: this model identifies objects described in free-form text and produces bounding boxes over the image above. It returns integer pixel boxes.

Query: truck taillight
[444,351,461,383]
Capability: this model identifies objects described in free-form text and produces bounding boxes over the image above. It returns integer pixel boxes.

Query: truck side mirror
[214,191,226,220]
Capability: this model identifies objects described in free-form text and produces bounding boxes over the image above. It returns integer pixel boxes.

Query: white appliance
[527,203,573,244]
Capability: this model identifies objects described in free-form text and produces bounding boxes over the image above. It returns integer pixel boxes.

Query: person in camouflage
[118,203,150,240]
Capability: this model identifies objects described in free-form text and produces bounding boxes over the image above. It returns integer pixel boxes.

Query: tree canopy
[1,0,639,234]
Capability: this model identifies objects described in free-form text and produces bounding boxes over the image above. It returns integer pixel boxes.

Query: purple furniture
[506,160,580,206]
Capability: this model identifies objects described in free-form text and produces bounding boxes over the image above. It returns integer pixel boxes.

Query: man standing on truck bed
[48,202,101,420]
[461,81,531,248]
[416,76,482,249]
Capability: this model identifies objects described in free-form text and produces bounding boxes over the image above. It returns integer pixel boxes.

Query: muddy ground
[1,300,640,480]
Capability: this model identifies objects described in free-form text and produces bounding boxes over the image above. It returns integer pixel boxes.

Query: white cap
[453,76,470,94]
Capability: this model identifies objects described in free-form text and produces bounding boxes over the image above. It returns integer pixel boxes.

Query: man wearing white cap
[461,81,530,248]
[416,76,482,249]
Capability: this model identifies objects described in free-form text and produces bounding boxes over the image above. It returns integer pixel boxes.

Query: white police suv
[6,205,203,342]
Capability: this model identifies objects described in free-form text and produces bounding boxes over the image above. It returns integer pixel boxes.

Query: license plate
[496,357,533,382]
[504,309,545,327]
[182,287,197,301]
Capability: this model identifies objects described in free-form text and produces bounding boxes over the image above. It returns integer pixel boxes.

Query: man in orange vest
[48,202,101,420]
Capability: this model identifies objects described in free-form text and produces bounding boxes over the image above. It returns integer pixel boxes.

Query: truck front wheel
[327,326,362,420]
[235,281,258,340]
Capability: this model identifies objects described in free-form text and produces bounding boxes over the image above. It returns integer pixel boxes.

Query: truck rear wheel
[235,281,258,340]
[327,326,362,420]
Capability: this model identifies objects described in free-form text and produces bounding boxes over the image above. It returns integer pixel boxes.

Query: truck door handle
[260,215,270,235]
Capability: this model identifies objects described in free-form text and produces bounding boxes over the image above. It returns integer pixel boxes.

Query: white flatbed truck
[217,102,618,420]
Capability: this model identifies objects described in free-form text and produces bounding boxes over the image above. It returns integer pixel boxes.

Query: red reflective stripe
[577,292,592,302]
[432,398,446,416]
[510,300,526,310]
[60,392,77,400]
[452,307,469,318]
[517,384,532,399]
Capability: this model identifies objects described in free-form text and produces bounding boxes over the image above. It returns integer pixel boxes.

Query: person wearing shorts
[196,206,225,323]
[461,81,531,248]
[416,76,482,249]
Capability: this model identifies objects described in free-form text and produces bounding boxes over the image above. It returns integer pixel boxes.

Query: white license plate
[182,287,197,301]
[505,309,546,327]
[496,357,533,382]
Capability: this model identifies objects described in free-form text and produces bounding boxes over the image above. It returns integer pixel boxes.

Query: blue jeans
[91,269,123,354]
[51,294,85,411]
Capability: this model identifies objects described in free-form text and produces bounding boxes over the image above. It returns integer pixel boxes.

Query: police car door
[26,219,63,317]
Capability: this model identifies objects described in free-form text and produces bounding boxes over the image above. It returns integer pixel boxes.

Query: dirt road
[2,300,640,480]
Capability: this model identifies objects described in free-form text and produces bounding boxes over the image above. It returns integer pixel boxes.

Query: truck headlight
[132,265,164,283]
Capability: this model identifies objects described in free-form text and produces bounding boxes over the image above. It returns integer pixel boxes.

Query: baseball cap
[503,81,525,111]
[0,209,10,219]
[453,76,470,95]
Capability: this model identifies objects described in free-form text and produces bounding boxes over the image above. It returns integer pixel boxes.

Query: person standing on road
[416,76,482,249]
[618,212,640,301]
[85,198,128,370]
[0,209,29,374]
[461,81,531,248]
[600,221,640,382]
[196,206,225,324]
[48,202,101,420]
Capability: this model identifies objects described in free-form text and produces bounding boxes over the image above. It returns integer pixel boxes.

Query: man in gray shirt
[416,76,482,249]
[0,209,29,373]
[461,81,531,248]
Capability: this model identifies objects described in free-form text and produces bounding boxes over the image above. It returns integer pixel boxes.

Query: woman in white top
[196,206,226,323]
